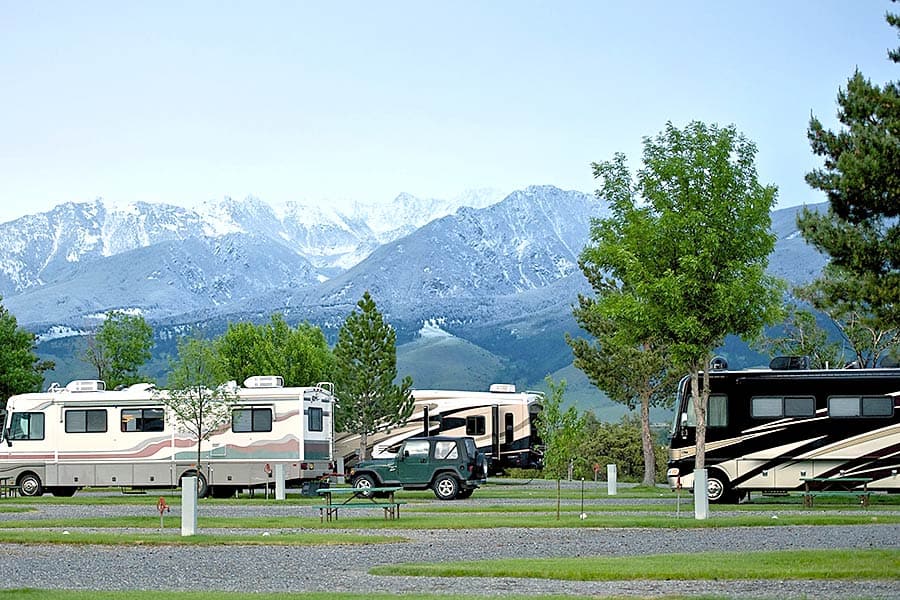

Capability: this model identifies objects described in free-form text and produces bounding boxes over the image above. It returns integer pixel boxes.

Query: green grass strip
[372,548,900,581]
[0,529,404,546]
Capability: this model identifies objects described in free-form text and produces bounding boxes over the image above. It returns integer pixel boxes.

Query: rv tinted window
[65,409,107,433]
[232,408,273,433]
[828,396,861,417]
[504,412,514,445]
[684,394,727,427]
[466,415,486,436]
[440,417,465,432]
[308,406,323,432]
[862,396,893,417]
[121,408,164,432]
[751,396,782,418]
[784,396,815,417]
[9,412,44,440]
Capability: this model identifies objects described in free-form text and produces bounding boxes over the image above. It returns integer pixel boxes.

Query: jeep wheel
[432,473,459,500]
[456,488,474,500]
[352,473,377,497]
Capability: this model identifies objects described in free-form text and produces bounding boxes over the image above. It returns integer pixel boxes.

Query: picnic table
[314,486,404,522]
[800,476,872,507]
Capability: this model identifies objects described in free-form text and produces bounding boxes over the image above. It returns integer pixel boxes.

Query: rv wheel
[707,473,734,503]
[18,473,43,497]
[432,473,459,500]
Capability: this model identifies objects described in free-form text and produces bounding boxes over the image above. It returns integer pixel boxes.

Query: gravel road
[1,496,898,599]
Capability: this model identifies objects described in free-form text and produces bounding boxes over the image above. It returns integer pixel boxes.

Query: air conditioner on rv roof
[489,384,516,393]
[244,376,284,389]
[65,380,106,392]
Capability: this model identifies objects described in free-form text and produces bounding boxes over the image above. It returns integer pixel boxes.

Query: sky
[1,1,898,224]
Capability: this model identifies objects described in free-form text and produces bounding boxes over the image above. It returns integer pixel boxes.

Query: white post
[693,468,709,520]
[275,463,286,500]
[181,476,198,536]
[336,457,346,484]
[606,464,617,496]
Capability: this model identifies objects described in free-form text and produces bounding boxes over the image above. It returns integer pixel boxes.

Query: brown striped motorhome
[335,384,543,474]
[667,362,900,502]
[0,376,335,497]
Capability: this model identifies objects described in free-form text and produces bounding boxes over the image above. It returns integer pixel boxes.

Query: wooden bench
[311,501,407,522]
[800,476,872,508]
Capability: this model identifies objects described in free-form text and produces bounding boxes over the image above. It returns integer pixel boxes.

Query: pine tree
[333,291,414,461]
[798,11,900,349]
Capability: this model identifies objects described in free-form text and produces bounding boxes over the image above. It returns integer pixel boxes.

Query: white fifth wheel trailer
[0,376,335,497]
[335,384,543,473]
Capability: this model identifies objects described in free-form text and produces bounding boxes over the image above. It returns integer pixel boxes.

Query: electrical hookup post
[693,468,709,520]
[181,476,198,536]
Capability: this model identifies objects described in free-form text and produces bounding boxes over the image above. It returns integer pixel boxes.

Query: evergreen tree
[82,310,154,388]
[798,10,900,353]
[0,300,53,408]
[333,291,414,461]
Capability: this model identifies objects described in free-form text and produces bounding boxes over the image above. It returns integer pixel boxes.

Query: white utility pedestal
[181,476,198,536]
[606,464,617,495]
[275,463,286,500]
[693,468,709,520]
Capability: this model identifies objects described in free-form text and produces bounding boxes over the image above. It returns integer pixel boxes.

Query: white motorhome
[335,384,543,473]
[0,376,335,498]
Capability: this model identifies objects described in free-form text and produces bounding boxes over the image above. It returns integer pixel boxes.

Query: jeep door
[396,439,432,484]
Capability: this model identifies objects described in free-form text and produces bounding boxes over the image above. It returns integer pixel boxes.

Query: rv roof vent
[709,356,729,371]
[66,380,106,393]
[769,356,810,370]
[489,383,516,393]
[244,375,284,389]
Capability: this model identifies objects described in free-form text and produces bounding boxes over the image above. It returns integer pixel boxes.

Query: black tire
[210,485,236,499]
[432,473,459,500]
[50,486,77,497]
[18,472,43,497]
[707,472,735,504]
[180,471,209,498]
[351,473,378,497]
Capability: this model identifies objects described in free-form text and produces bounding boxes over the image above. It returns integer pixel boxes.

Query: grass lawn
[372,548,900,581]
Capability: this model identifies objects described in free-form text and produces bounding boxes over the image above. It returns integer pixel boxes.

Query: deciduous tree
[83,311,153,388]
[0,300,53,408]
[533,377,584,519]
[587,121,783,515]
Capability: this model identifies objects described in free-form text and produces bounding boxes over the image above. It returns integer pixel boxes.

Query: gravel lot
[0,492,898,599]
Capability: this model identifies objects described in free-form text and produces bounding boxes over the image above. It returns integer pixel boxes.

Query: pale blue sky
[1,1,896,224]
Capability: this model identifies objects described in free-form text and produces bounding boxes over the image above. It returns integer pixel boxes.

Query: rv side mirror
[680,412,689,439]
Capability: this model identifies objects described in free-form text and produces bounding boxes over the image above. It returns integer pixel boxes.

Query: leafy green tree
[798,11,900,355]
[588,121,784,484]
[160,336,235,490]
[82,311,154,388]
[569,292,676,486]
[333,292,414,461]
[0,300,53,408]
[759,305,844,369]
[216,314,334,387]
[576,413,667,483]
[533,377,584,519]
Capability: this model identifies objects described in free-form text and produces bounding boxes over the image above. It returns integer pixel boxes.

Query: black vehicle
[667,360,900,502]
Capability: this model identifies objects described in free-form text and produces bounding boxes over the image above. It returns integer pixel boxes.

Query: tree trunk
[359,431,368,462]
[639,391,656,487]
[691,367,707,470]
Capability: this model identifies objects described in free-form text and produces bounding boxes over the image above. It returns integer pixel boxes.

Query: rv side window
[751,396,815,418]
[65,409,107,433]
[863,396,893,417]
[440,417,465,432]
[9,412,44,440]
[685,394,728,427]
[308,406,323,432]
[232,408,273,433]
[828,396,892,418]
[504,412,514,445]
[121,408,165,432]
[466,415,486,436]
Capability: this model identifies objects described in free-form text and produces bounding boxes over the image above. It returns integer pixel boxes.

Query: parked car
[348,436,488,500]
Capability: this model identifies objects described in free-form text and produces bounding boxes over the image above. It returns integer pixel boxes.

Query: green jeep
[349,436,488,500]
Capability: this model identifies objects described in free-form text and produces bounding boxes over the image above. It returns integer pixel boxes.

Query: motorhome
[335,384,543,473]
[0,376,335,497]
[667,360,900,502]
